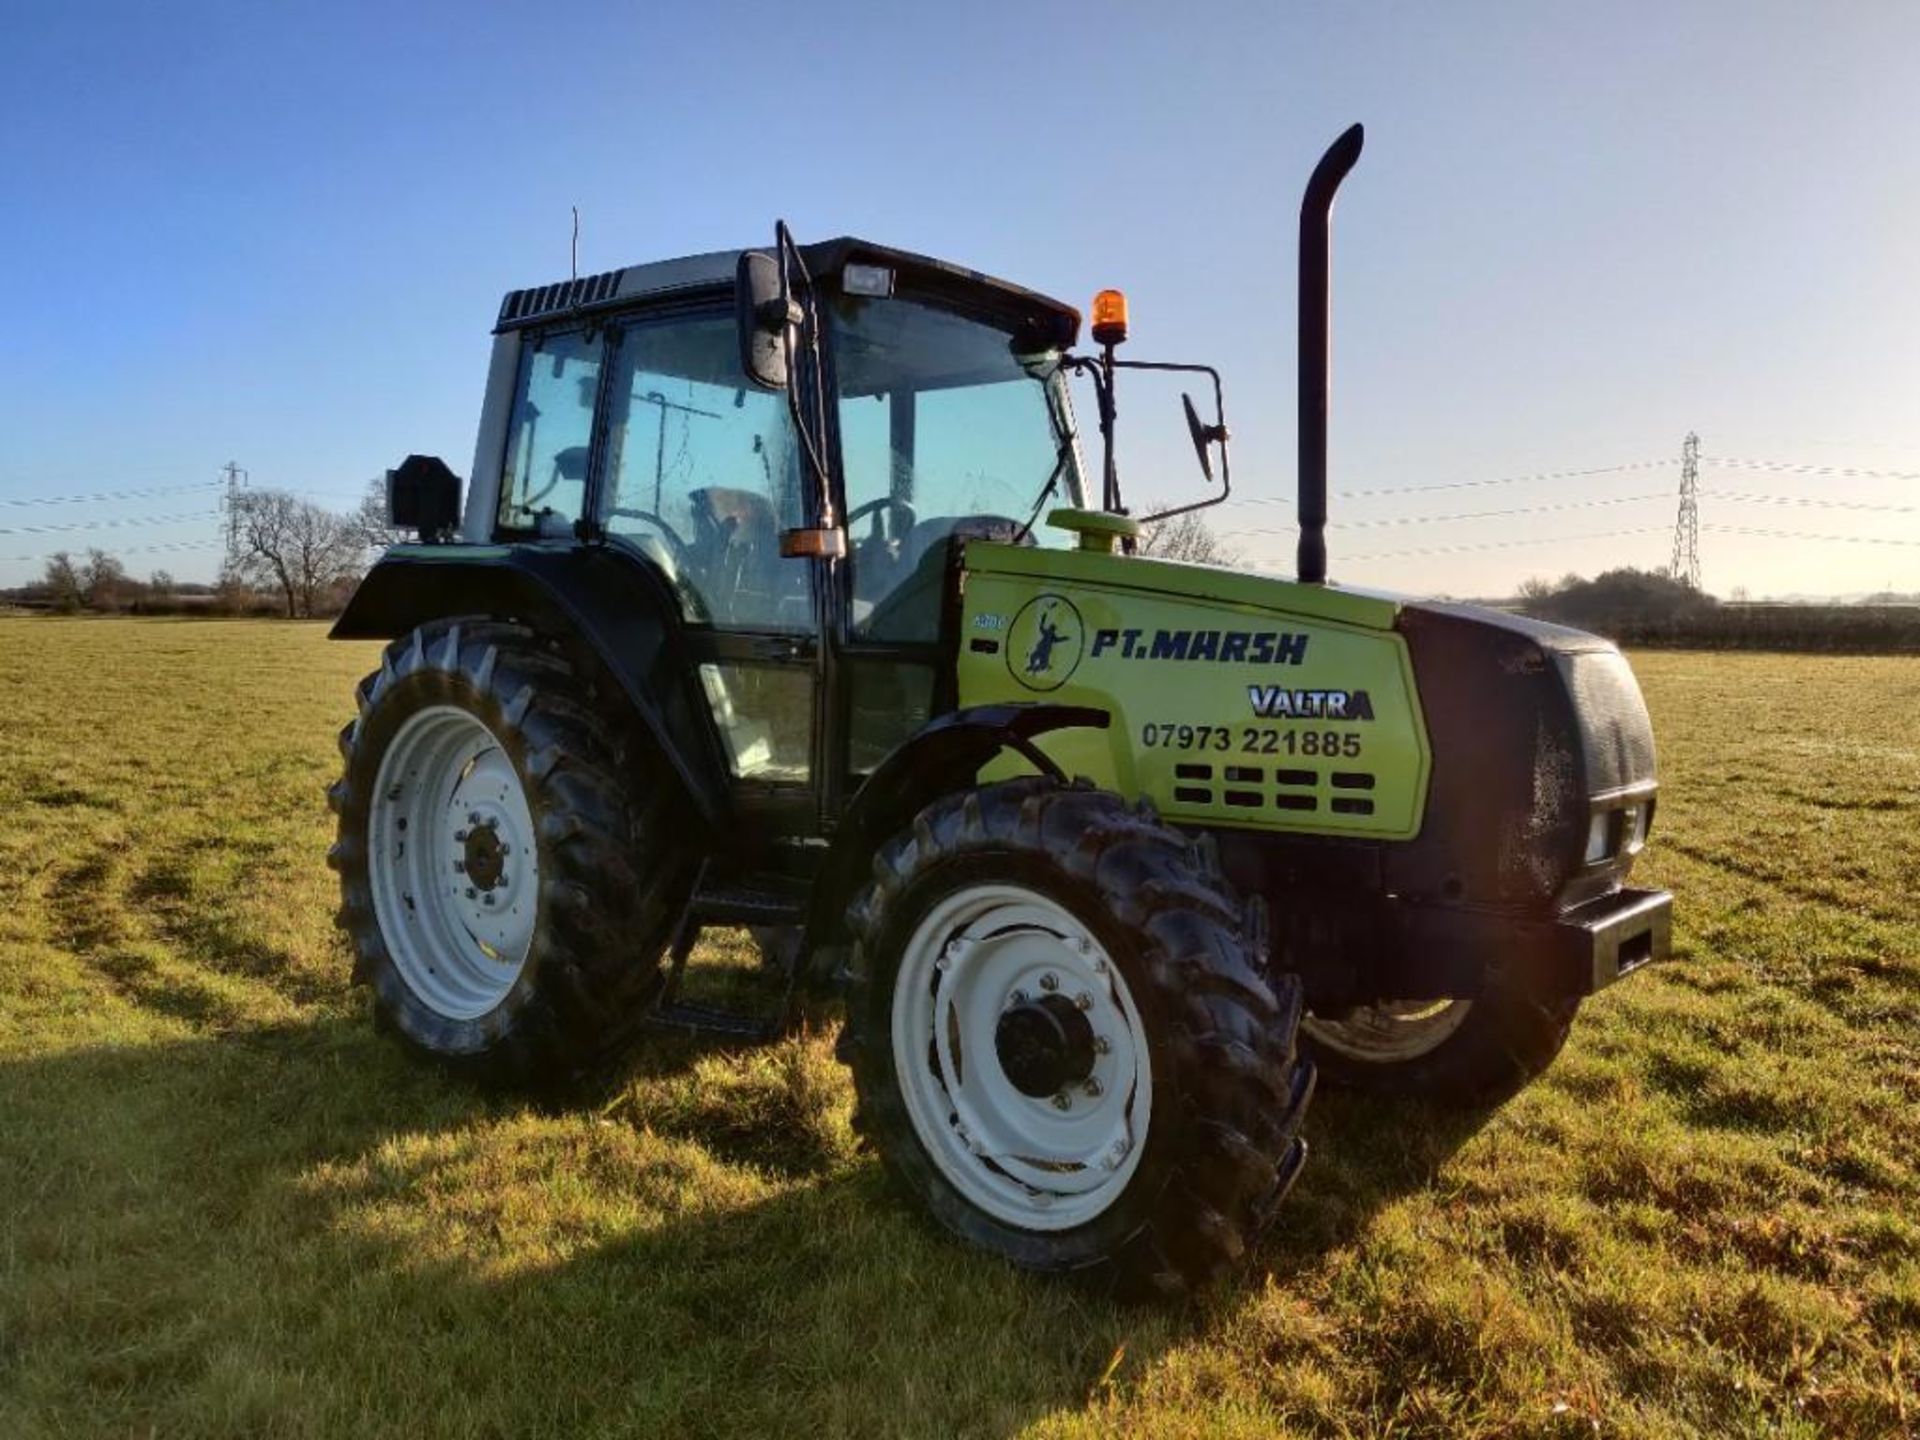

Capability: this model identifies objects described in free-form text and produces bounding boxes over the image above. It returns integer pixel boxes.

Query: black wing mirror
[736,251,798,390]
[1182,392,1228,484]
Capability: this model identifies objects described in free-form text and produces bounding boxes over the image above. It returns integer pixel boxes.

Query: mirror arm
[1061,353,1118,511]
[772,221,840,534]
[1114,360,1232,526]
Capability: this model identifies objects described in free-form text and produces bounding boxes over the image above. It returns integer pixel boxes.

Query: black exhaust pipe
[1297,123,1364,585]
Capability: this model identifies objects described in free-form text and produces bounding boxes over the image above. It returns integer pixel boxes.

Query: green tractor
[328,126,1671,1295]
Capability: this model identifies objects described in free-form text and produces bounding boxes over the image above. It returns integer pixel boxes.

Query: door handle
[749,635,814,662]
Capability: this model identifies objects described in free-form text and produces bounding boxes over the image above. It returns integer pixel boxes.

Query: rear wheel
[329,619,693,1094]
[844,779,1313,1298]
[1301,975,1579,1105]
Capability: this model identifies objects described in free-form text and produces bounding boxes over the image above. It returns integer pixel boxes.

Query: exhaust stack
[1297,123,1364,585]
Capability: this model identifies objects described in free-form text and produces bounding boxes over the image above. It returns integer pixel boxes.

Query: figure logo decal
[1006,593,1085,692]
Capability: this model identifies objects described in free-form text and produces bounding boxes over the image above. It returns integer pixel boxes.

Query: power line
[1702,456,1920,483]
[1227,491,1671,537]
[1342,526,1670,563]
[1333,459,1670,500]
[5,538,223,565]
[0,480,222,509]
[1704,489,1920,516]
[1701,523,1920,548]
[1218,459,1671,507]
[0,509,220,538]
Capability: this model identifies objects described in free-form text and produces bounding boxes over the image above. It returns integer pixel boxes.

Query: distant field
[1,619,1915,1438]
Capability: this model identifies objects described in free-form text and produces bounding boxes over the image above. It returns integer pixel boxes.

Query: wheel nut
[1093,1035,1112,1055]
[453,860,466,874]
[483,816,498,830]
[1008,988,1028,1007]
[465,887,477,900]
[454,829,468,843]
[1051,1092,1072,1111]
[1074,991,1092,1011]
[1083,1078,1104,1098]
[483,894,495,906]
[1039,972,1059,992]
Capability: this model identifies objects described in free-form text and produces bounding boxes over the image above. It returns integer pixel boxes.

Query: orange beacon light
[1090,289,1129,347]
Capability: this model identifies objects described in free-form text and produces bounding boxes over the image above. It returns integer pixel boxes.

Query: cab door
[590,305,825,833]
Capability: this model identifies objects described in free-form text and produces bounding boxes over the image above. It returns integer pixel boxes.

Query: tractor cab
[393,238,1174,824]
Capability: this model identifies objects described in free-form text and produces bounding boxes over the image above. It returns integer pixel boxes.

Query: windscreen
[829,294,1086,642]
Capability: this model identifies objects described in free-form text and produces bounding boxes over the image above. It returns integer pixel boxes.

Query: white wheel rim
[1304,998,1473,1063]
[890,882,1152,1232]
[367,705,539,1021]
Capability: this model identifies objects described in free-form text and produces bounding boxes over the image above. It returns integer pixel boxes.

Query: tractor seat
[895,513,1028,574]
[857,514,1030,641]
[687,486,802,627]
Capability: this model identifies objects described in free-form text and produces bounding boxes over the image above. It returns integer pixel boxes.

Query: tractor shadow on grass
[0,1010,1504,1437]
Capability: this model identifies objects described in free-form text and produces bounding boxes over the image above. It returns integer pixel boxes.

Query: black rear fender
[331,544,731,832]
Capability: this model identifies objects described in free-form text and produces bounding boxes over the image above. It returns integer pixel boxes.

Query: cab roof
[494,236,1082,348]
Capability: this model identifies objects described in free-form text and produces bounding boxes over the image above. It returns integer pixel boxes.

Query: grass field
[1,618,1915,1438]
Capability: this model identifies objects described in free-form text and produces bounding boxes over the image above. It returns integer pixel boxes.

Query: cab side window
[497,331,601,536]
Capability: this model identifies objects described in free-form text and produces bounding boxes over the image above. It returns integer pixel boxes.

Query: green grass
[1,620,1915,1437]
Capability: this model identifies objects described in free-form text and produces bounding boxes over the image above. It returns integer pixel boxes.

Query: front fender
[805,702,1111,958]
[332,544,732,832]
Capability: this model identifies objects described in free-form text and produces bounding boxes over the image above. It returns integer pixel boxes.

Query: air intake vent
[497,268,625,326]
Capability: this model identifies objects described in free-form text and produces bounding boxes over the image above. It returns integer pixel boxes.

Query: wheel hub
[889,884,1152,1232]
[995,993,1097,1098]
[463,822,508,891]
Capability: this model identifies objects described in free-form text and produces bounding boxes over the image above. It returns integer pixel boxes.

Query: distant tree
[214,565,257,616]
[1519,567,1718,629]
[42,551,84,613]
[82,548,130,611]
[352,474,412,556]
[1136,507,1239,566]
[148,569,176,596]
[231,489,366,618]
[1515,575,1562,603]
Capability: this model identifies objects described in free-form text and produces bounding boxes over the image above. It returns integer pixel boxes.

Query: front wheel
[1301,975,1580,1105]
[843,779,1313,1298]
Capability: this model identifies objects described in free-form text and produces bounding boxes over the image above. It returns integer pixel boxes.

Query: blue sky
[3,1,1917,596]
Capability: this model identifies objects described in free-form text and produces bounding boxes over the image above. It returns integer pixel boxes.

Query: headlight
[1622,803,1647,854]
[1586,802,1652,865]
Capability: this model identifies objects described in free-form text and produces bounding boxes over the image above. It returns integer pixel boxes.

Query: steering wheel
[845,495,917,545]
[608,508,695,565]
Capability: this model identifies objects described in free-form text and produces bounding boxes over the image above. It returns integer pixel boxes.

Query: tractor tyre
[843,777,1313,1299]
[1300,971,1580,1106]
[328,619,692,1095]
